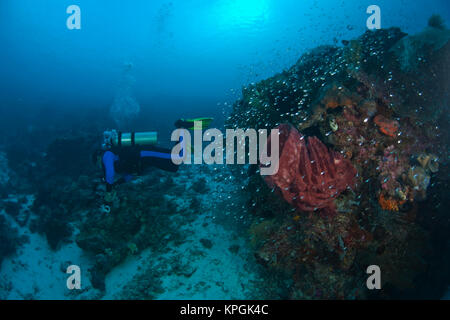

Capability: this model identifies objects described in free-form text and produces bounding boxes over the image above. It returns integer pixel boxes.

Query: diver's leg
[140,147,179,172]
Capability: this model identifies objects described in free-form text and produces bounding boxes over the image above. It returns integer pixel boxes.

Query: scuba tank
[102,130,157,150]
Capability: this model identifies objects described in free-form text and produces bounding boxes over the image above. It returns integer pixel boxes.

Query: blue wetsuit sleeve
[140,150,173,159]
[103,151,117,186]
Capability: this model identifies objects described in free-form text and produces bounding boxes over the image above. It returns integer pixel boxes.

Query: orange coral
[374,114,399,137]
[320,83,360,109]
[378,194,405,211]
[325,97,354,109]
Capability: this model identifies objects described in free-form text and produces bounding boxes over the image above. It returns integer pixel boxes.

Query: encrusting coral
[373,115,399,138]
[378,193,405,212]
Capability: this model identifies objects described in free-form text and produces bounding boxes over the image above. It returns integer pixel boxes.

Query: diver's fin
[189,117,214,129]
[175,117,214,130]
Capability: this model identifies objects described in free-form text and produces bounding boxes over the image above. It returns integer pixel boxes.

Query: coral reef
[263,123,356,216]
[75,171,188,291]
[192,177,209,194]
[227,21,449,299]
[391,16,450,72]
[417,153,439,173]
[0,195,33,227]
[378,194,405,212]
[377,145,409,202]
[30,173,97,250]
[373,115,399,137]
[407,166,430,201]
[1,15,448,300]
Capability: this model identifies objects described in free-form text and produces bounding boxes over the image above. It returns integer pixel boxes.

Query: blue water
[1,0,449,131]
[0,0,449,300]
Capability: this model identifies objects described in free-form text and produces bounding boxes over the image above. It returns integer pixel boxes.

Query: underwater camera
[102,130,157,150]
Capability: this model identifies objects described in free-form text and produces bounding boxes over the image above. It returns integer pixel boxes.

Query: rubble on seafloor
[227,17,449,299]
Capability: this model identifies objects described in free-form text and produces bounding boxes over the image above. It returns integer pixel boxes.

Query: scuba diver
[93,117,213,192]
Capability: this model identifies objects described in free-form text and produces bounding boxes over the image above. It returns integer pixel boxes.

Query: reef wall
[227,18,450,299]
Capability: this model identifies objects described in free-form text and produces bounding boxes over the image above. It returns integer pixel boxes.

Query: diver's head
[102,130,117,150]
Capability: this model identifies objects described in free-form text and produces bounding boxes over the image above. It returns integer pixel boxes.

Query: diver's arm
[102,151,117,191]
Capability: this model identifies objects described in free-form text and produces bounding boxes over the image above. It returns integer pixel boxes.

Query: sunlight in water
[214,0,271,30]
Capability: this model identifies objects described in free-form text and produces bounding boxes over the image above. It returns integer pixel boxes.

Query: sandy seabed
[0,165,262,300]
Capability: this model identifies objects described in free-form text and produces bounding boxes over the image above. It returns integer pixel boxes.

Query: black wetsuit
[102,145,178,191]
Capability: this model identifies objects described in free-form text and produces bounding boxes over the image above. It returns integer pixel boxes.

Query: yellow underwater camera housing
[102,130,157,150]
